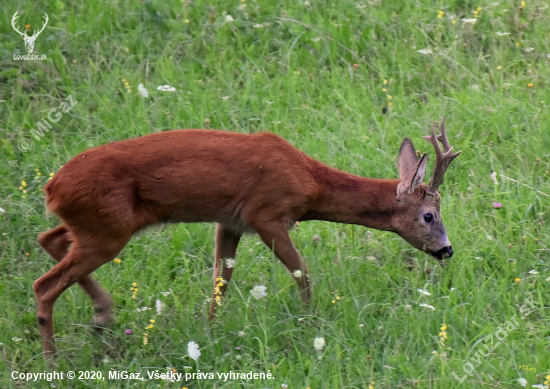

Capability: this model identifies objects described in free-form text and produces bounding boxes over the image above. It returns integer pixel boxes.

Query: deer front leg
[208,224,242,320]
[254,221,311,306]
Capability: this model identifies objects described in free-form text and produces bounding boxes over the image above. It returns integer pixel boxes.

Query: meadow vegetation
[1,0,549,387]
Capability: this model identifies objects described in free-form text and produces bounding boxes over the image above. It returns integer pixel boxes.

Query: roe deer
[36,118,460,358]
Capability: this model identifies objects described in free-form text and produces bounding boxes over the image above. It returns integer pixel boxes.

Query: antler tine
[422,118,461,192]
[32,14,49,37]
[11,11,26,37]
[437,116,451,151]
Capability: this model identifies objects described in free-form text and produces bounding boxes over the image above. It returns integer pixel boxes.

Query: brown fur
[36,129,457,359]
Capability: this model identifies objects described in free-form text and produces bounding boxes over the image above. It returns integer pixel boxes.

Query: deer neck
[303,161,400,231]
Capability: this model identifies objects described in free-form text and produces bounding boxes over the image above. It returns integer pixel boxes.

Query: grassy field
[1,0,550,387]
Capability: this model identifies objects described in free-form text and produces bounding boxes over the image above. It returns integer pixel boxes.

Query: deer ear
[397,154,428,198]
[398,138,419,179]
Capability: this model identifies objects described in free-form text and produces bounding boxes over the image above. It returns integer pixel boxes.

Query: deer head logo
[12,11,49,54]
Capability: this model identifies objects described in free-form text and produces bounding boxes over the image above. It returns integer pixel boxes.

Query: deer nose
[442,245,453,258]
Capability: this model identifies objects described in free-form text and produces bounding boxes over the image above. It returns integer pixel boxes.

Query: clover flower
[250,285,267,300]
[157,85,176,92]
[188,341,201,361]
[313,337,325,351]
[138,83,149,98]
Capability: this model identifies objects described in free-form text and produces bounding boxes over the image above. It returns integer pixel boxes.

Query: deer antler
[11,11,27,38]
[31,14,49,38]
[422,117,461,193]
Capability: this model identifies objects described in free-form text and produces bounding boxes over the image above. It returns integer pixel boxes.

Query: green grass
[1,0,550,387]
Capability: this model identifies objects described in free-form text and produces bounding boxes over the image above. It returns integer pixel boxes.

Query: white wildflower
[225,258,235,268]
[546,277,550,281]
[187,341,201,361]
[417,288,431,296]
[419,303,436,310]
[271,120,281,124]
[417,48,433,54]
[157,85,176,92]
[528,270,539,275]
[531,385,547,389]
[237,331,246,337]
[367,256,376,261]
[281,384,288,389]
[136,306,152,312]
[137,83,149,98]
[225,15,234,23]
[491,172,499,185]
[250,285,268,300]
[0,207,5,213]
[450,287,456,292]
[313,337,325,351]
[517,377,527,387]
[12,337,22,342]
[524,47,535,53]
[156,299,164,315]
[293,270,303,278]
[266,100,274,104]
[253,23,264,28]
[495,31,510,36]
[161,291,171,296]
[461,18,477,24]
[222,96,230,100]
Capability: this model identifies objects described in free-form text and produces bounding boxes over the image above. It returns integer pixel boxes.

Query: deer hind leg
[254,220,312,306]
[34,232,130,358]
[208,224,242,320]
[38,226,114,328]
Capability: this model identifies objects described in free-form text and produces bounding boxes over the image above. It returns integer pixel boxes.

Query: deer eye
[423,213,434,222]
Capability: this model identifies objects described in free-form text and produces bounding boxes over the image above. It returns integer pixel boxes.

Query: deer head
[12,11,49,54]
[394,118,461,262]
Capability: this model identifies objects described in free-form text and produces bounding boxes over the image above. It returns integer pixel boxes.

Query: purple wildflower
[493,203,502,209]
[125,329,132,335]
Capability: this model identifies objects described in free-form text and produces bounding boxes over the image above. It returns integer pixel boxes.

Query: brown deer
[35,118,460,358]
